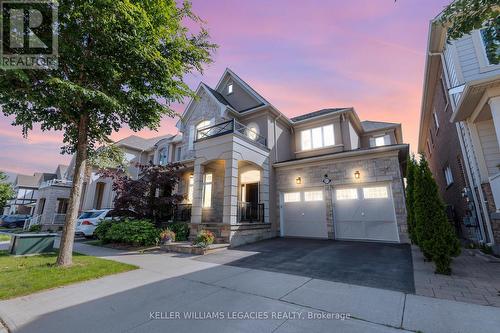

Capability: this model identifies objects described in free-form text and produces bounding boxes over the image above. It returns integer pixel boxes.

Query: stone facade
[188,222,273,246]
[275,153,408,243]
[34,184,71,228]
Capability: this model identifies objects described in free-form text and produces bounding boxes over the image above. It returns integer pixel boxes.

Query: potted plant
[160,229,176,245]
[193,230,215,248]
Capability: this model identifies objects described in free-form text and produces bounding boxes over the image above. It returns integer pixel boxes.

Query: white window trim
[444,166,454,186]
[300,124,335,151]
[362,186,389,199]
[202,173,213,208]
[433,110,440,130]
[227,82,233,95]
[283,192,301,203]
[472,29,500,73]
[335,188,358,200]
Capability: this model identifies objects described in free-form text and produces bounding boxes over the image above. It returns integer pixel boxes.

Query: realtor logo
[1,0,58,69]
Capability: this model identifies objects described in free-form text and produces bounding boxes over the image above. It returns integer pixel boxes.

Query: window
[443,166,454,186]
[196,120,212,139]
[371,134,389,147]
[202,173,212,208]
[304,191,323,201]
[336,188,358,200]
[480,28,500,65]
[246,123,259,141]
[433,111,439,130]
[187,175,194,203]
[363,186,388,199]
[227,83,233,94]
[284,192,301,203]
[176,147,182,161]
[300,124,335,151]
[158,147,168,165]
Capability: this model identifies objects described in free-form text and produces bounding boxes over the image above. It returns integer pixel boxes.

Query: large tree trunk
[56,115,89,267]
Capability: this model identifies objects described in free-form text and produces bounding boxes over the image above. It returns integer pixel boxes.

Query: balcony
[40,179,73,189]
[196,119,267,148]
[238,202,264,223]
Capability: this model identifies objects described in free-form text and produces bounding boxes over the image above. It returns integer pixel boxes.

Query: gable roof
[116,134,172,151]
[361,120,399,132]
[215,68,270,107]
[291,108,350,122]
[202,83,234,109]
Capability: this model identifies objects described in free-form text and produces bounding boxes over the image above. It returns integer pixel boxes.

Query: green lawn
[0,234,11,241]
[0,251,138,300]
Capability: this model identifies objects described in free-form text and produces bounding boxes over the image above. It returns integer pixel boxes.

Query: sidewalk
[0,242,499,332]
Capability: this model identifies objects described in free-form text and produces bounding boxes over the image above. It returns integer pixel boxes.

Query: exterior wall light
[295,177,302,185]
[354,171,360,179]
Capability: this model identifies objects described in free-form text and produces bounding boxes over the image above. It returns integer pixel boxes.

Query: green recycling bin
[8,233,57,255]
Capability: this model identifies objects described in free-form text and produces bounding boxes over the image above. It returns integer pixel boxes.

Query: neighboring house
[418,11,500,253]
[5,172,58,215]
[32,165,71,228]
[173,68,409,246]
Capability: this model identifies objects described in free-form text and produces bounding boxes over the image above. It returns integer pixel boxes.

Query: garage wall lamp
[295,177,302,185]
[354,171,361,179]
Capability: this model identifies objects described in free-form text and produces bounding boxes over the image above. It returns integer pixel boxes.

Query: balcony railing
[239,202,264,223]
[40,179,73,188]
[196,119,267,147]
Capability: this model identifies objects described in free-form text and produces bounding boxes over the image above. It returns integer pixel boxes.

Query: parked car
[0,215,31,228]
[75,209,137,238]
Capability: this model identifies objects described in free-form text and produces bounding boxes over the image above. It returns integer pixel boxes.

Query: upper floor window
[480,28,500,66]
[300,124,335,151]
[443,166,454,186]
[176,147,182,161]
[246,123,259,141]
[371,134,390,147]
[227,83,233,94]
[158,147,168,165]
[196,120,212,139]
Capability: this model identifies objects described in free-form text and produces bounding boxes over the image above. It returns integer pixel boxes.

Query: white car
[75,209,111,237]
[75,209,138,238]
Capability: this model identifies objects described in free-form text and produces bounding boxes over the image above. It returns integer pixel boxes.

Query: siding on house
[476,120,500,177]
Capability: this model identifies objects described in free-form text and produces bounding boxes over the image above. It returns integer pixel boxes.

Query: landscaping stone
[161,241,229,255]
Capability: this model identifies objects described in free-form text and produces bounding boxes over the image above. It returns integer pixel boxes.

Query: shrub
[28,225,42,232]
[168,222,189,241]
[193,230,215,248]
[104,219,160,246]
[94,220,118,241]
[160,229,176,244]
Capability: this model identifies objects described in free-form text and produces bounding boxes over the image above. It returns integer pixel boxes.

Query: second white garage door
[333,184,399,242]
[281,188,328,238]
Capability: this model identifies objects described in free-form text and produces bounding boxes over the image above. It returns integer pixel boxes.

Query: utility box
[8,233,57,255]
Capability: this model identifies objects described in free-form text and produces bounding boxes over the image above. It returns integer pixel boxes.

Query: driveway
[197,238,415,293]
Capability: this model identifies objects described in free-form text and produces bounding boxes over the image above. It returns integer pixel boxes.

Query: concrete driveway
[198,238,415,293]
[1,240,500,333]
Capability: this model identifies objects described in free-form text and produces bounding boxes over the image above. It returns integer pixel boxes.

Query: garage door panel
[282,189,327,239]
[334,184,399,243]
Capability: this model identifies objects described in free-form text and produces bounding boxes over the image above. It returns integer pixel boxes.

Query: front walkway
[412,245,500,306]
[0,241,499,332]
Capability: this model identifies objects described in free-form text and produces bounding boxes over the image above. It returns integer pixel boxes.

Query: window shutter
[189,125,194,150]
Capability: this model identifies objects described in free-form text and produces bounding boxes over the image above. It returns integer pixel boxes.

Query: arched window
[246,122,259,141]
[158,147,168,165]
[196,120,212,139]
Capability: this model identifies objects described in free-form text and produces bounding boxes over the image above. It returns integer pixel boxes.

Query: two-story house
[418,10,500,254]
[174,68,409,246]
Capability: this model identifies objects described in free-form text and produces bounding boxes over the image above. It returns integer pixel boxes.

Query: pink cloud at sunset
[0,0,450,175]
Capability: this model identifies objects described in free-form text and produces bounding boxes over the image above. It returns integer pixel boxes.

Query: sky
[0,0,451,175]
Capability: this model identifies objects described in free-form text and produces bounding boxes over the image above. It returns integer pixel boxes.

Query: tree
[100,163,184,224]
[440,0,499,64]
[0,172,14,212]
[0,1,215,266]
[414,157,461,274]
[405,155,417,244]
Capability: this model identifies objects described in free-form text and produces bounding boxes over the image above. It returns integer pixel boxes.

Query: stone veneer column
[260,159,270,224]
[223,156,239,224]
[190,159,204,224]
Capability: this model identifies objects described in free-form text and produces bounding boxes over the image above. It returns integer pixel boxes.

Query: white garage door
[281,188,328,238]
[333,184,399,242]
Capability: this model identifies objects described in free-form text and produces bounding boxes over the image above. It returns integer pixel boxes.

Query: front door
[241,183,260,222]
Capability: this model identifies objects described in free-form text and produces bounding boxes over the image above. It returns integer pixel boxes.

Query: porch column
[190,159,204,224]
[261,159,270,224]
[489,96,500,151]
[223,156,239,224]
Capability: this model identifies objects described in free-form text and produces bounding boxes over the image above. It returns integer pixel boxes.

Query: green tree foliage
[0,0,215,266]
[414,157,461,274]
[440,0,499,64]
[405,156,417,244]
[88,144,127,171]
[0,171,14,211]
